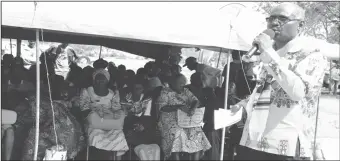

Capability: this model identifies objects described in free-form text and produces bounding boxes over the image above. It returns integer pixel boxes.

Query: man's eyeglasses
[265,15,301,25]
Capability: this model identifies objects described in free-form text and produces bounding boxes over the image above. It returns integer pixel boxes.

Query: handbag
[43,145,67,161]
[134,144,160,160]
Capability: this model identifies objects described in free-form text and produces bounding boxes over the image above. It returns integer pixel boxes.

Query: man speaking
[232,3,328,160]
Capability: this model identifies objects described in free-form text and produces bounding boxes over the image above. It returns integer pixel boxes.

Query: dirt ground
[317,95,339,160]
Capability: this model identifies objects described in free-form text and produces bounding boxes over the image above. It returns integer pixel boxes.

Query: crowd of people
[1,41,257,160]
[2,2,333,161]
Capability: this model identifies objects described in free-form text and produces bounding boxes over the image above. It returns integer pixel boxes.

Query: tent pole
[329,60,332,94]
[313,96,321,160]
[198,49,204,63]
[17,39,21,57]
[202,50,205,64]
[216,48,222,68]
[33,29,40,161]
[99,45,102,59]
[10,39,13,55]
[220,49,232,160]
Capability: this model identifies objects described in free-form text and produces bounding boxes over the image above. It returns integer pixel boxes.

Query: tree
[254,2,340,44]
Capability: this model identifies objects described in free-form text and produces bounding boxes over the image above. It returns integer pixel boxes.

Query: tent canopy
[1,2,268,59]
[2,2,338,60]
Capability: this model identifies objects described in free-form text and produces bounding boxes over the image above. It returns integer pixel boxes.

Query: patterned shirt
[239,36,328,158]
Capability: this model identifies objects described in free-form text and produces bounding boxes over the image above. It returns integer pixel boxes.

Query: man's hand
[253,33,274,54]
[253,33,280,64]
[112,110,124,120]
[133,123,145,132]
[230,104,242,114]
[179,106,190,114]
[187,108,195,116]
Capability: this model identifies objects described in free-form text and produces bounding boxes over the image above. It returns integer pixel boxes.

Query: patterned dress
[156,87,211,159]
[21,96,86,160]
[79,87,129,156]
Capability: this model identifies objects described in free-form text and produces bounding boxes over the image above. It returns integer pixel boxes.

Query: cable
[41,29,59,150]
[238,51,252,95]
[31,2,37,27]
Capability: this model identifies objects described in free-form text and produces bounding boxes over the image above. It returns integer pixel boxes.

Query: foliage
[254,2,340,44]
[184,2,340,70]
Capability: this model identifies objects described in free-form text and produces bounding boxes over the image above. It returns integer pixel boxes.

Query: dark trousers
[88,146,114,160]
[203,130,221,160]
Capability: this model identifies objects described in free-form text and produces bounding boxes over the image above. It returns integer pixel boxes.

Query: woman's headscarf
[169,74,187,89]
[93,58,108,69]
[92,69,110,81]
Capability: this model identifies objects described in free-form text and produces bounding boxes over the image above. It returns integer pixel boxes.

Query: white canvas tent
[2,2,268,160]
[1,2,339,160]
[1,2,269,59]
[3,2,337,59]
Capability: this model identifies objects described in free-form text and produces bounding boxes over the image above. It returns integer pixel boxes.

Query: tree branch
[321,20,329,41]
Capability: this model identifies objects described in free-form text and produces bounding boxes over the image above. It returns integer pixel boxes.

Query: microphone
[244,29,275,59]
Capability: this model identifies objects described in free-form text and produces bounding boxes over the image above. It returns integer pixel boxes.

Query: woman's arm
[79,89,92,119]
[111,90,122,111]
[184,88,200,116]
[161,105,184,112]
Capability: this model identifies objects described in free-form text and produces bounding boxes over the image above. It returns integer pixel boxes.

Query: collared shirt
[197,63,222,88]
[239,36,328,158]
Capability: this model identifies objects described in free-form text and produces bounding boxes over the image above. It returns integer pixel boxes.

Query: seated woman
[136,68,148,83]
[66,63,83,89]
[156,74,211,161]
[1,109,17,160]
[143,77,164,128]
[1,54,14,82]
[81,66,95,89]
[21,64,86,160]
[79,69,128,160]
[120,78,146,117]
[122,78,161,160]
[2,57,34,93]
[108,62,119,91]
[119,70,136,100]
[125,70,136,87]
[63,63,84,122]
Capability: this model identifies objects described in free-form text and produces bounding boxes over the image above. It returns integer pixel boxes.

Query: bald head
[271,3,305,21]
[267,2,305,43]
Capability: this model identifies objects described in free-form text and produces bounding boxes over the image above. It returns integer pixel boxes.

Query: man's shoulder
[43,45,58,54]
[294,36,328,58]
[199,63,220,71]
[294,48,327,64]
